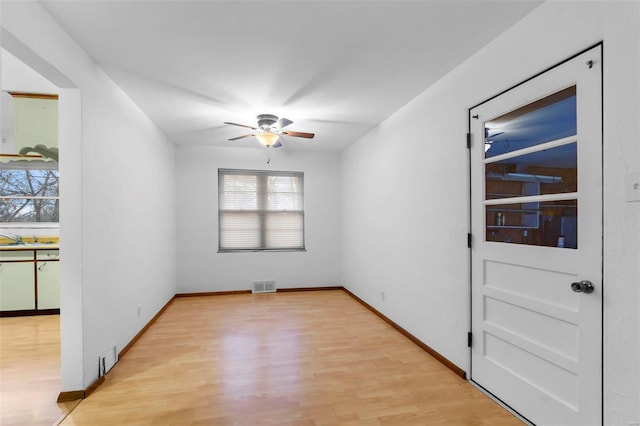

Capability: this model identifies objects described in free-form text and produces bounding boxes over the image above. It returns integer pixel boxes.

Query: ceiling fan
[224,114,315,148]
[484,128,529,152]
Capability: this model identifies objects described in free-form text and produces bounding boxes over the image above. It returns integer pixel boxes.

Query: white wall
[1,1,177,391]
[341,1,639,424]
[176,145,341,292]
[1,48,59,94]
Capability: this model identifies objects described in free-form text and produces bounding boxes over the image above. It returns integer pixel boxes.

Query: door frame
[466,42,604,423]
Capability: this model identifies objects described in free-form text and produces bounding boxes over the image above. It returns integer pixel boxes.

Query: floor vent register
[252,280,276,293]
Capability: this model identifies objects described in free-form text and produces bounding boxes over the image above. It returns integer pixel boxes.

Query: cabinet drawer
[36,250,60,260]
[0,251,34,261]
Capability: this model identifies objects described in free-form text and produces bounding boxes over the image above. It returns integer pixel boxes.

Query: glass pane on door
[486,143,577,200]
[486,200,577,248]
[484,86,576,158]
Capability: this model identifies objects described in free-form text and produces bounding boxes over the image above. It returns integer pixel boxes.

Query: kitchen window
[218,168,305,252]
[0,161,59,223]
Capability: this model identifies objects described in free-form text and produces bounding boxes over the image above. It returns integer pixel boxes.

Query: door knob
[571,280,594,293]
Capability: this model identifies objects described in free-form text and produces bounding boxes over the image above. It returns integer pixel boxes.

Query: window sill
[1,223,59,229]
[218,248,307,253]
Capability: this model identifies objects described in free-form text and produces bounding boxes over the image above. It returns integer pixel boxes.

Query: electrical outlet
[625,172,640,202]
[136,305,141,318]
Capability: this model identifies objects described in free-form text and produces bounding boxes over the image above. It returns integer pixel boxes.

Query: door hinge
[467,332,473,347]
[467,233,472,248]
[466,133,471,149]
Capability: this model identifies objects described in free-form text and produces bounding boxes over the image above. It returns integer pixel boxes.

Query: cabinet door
[0,262,35,310]
[37,261,60,309]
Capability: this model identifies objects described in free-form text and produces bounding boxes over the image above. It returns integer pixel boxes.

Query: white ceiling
[40,0,542,152]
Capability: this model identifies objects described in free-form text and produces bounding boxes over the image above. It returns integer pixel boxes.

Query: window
[218,169,304,252]
[483,86,577,248]
[0,161,59,223]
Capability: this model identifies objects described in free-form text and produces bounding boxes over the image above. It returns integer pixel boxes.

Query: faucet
[0,233,23,244]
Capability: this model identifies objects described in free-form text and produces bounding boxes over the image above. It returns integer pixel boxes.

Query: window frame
[217,168,306,253]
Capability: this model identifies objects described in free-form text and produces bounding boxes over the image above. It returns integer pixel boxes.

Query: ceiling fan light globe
[256,131,279,147]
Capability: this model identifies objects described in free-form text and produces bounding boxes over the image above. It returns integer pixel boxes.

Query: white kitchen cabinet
[0,260,35,311]
[37,260,60,309]
[0,248,59,314]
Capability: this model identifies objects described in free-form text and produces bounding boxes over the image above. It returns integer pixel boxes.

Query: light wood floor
[0,314,80,426]
[59,290,522,425]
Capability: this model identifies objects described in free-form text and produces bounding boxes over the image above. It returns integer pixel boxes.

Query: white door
[470,46,602,426]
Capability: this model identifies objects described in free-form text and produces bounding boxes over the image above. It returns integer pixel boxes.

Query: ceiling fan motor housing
[257,114,278,129]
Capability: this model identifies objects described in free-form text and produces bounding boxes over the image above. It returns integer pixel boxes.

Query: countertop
[0,243,60,251]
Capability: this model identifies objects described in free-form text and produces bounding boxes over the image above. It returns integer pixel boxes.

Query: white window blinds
[218,169,305,252]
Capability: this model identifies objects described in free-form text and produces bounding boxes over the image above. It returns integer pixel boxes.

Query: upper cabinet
[0,91,16,153]
[14,94,59,156]
[1,92,59,162]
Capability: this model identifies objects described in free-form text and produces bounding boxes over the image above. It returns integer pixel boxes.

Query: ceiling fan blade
[229,134,255,141]
[281,130,315,139]
[273,118,293,130]
[272,140,283,148]
[224,121,257,130]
